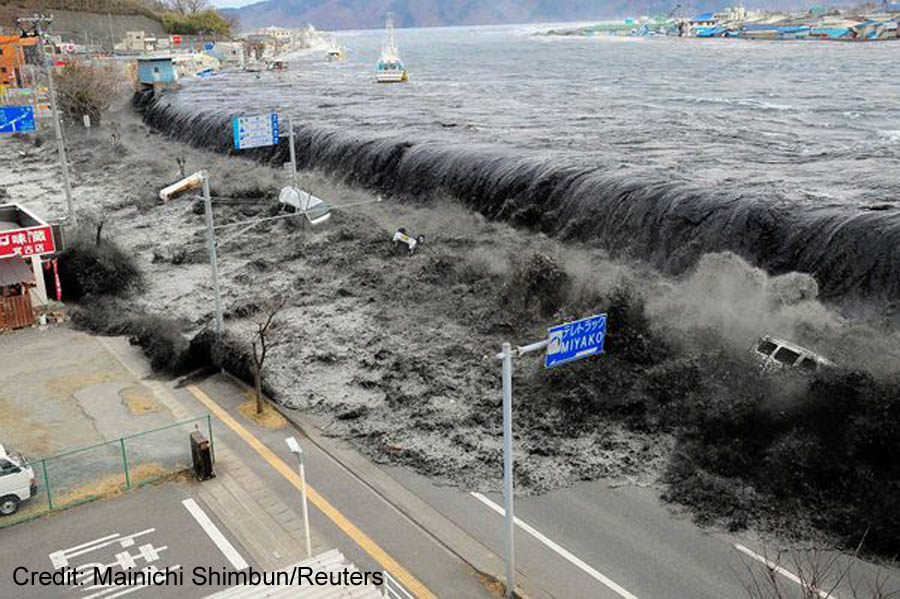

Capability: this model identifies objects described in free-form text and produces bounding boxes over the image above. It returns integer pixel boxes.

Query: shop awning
[0,256,35,287]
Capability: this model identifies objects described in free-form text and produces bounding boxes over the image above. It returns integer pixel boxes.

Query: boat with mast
[375,15,408,83]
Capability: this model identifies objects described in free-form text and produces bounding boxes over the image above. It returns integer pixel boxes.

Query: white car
[751,335,834,375]
[278,186,332,225]
[0,444,37,516]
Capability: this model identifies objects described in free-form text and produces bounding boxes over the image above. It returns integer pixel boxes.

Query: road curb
[220,372,531,599]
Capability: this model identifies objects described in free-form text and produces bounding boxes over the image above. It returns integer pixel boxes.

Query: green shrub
[58,228,141,300]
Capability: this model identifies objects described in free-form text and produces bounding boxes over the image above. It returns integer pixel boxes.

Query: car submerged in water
[751,335,835,375]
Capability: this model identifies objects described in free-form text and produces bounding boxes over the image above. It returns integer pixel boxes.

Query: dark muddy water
[141,25,900,306]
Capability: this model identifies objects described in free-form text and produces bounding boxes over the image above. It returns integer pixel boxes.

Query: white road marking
[471,492,641,599]
[734,544,836,599]
[49,530,155,569]
[182,498,248,570]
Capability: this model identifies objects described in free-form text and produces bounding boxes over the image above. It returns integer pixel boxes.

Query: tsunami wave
[135,92,900,307]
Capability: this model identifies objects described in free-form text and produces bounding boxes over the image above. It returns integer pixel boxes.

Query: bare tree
[166,0,208,14]
[54,60,126,126]
[249,296,287,415]
[738,541,900,599]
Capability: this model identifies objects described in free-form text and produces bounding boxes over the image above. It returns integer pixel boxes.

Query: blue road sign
[545,314,607,368]
[0,105,36,134]
[232,113,279,150]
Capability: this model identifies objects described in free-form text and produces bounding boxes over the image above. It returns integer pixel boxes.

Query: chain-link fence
[0,415,213,527]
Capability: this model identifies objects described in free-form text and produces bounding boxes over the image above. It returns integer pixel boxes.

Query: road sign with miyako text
[545,314,607,368]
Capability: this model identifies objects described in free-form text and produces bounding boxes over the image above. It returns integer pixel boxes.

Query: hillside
[222,0,806,31]
[0,1,165,41]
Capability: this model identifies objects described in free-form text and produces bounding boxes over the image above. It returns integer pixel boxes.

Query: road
[385,467,900,599]
[182,372,900,599]
[0,483,246,599]
[175,376,497,599]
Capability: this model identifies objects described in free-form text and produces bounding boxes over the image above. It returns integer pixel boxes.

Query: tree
[249,296,287,415]
[738,542,899,599]
[160,9,233,36]
[53,61,126,126]
[166,0,208,14]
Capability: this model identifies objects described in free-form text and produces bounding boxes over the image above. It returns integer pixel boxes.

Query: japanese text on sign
[0,226,55,258]
[232,113,279,150]
[545,313,607,368]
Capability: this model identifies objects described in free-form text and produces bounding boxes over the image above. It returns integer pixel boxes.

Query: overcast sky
[209,0,257,7]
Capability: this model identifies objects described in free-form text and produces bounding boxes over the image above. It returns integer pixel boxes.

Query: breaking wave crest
[136,93,900,307]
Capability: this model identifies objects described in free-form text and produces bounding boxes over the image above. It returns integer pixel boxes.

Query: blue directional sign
[545,314,607,368]
[0,105,36,134]
[232,113,279,150]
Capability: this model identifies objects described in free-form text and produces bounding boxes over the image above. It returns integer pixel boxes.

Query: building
[0,35,38,87]
[121,31,158,53]
[0,203,57,331]
[207,42,245,68]
[255,26,293,44]
[136,57,178,92]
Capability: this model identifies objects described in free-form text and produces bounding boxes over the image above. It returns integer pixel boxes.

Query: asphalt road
[180,376,497,599]
[387,467,900,599]
[0,483,248,599]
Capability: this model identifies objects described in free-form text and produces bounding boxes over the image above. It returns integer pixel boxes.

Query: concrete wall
[0,6,165,45]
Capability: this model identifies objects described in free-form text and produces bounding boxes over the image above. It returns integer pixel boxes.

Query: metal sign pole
[201,171,223,335]
[27,15,76,227]
[287,113,297,188]
[298,455,312,557]
[500,341,516,598]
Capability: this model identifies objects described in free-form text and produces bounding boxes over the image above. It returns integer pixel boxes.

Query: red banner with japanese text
[0,225,55,258]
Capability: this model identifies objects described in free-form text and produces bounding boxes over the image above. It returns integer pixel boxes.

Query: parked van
[0,444,37,516]
[751,335,834,374]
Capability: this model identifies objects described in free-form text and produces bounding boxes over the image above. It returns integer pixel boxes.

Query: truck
[0,444,37,516]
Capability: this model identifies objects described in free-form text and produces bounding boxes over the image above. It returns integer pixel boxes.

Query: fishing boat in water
[376,16,408,83]
[326,37,346,61]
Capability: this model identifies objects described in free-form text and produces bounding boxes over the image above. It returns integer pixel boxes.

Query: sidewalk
[96,336,334,572]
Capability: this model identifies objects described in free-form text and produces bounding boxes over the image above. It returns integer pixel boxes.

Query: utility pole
[18,14,76,227]
[201,171,224,336]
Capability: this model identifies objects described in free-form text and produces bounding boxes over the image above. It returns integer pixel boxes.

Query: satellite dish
[278,186,332,225]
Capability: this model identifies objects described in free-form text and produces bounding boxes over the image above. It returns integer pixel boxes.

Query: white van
[751,335,835,375]
[0,444,37,516]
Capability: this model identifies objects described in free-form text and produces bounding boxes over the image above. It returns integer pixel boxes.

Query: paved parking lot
[0,482,251,599]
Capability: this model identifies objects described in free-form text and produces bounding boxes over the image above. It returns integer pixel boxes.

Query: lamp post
[285,436,312,558]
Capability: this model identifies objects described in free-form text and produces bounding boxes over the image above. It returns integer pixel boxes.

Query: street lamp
[285,436,312,557]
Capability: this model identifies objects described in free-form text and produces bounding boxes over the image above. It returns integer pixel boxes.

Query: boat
[326,37,346,61]
[375,16,408,83]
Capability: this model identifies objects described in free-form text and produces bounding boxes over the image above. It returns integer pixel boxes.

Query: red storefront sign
[0,225,55,258]
[172,35,182,45]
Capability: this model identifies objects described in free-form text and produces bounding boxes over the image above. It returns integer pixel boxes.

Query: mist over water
[139,24,900,309]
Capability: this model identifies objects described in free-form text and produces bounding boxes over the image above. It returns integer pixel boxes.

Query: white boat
[326,37,346,61]
[375,16,408,83]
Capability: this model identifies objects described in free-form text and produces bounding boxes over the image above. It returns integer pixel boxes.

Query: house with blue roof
[690,12,718,27]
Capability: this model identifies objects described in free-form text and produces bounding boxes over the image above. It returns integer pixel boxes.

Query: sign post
[496,313,607,598]
[16,14,76,227]
[197,170,222,336]
[287,114,297,187]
